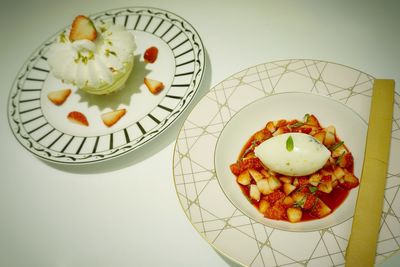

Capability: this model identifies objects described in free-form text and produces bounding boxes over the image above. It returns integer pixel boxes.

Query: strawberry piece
[67,111,89,126]
[144,78,165,94]
[230,163,241,176]
[144,46,159,63]
[47,89,71,105]
[69,15,97,42]
[101,109,126,127]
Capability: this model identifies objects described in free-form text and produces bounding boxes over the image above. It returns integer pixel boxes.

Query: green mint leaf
[286,135,294,152]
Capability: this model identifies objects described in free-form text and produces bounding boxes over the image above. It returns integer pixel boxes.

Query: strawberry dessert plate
[7,7,205,164]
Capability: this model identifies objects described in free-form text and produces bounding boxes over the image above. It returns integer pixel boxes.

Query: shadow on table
[43,50,212,174]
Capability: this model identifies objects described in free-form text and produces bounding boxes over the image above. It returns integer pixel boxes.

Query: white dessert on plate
[47,15,136,95]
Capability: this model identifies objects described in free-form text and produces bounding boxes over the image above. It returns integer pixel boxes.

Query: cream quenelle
[47,15,136,95]
[254,132,330,176]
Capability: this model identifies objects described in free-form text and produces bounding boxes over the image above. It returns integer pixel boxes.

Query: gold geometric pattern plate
[173,59,400,266]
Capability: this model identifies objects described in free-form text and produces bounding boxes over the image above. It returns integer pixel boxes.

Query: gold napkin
[345,79,395,266]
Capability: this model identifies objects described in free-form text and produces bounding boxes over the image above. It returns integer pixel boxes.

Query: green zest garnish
[309,186,318,194]
[105,49,117,57]
[59,32,67,43]
[240,140,258,161]
[336,151,346,164]
[286,135,294,151]
[74,51,95,64]
[303,113,310,122]
[329,141,344,151]
[294,196,306,208]
[288,121,304,129]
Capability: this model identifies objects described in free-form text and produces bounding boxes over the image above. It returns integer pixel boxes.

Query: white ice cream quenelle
[254,133,330,176]
[47,21,136,95]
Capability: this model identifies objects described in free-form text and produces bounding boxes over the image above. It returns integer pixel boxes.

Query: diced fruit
[303,194,317,210]
[342,171,359,189]
[338,152,354,170]
[144,46,159,63]
[237,170,251,185]
[67,111,89,126]
[312,199,332,218]
[283,183,296,195]
[230,163,241,176]
[69,15,97,41]
[248,169,264,182]
[309,173,322,186]
[333,166,346,180]
[259,199,270,213]
[267,176,281,191]
[287,207,302,223]
[274,120,287,128]
[266,190,285,204]
[265,203,286,220]
[318,181,333,193]
[297,177,310,186]
[279,176,292,184]
[250,184,261,201]
[324,126,336,146]
[332,143,348,158]
[266,121,275,133]
[272,126,290,136]
[241,158,264,171]
[47,89,71,105]
[282,196,294,207]
[144,77,165,94]
[305,114,320,127]
[292,192,306,208]
[101,109,126,127]
[313,131,326,144]
[260,169,270,178]
[257,179,272,195]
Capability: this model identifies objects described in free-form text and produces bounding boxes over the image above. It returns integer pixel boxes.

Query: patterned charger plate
[173,59,400,266]
[8,7,205,164]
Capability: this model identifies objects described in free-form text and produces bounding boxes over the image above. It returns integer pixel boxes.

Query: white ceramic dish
[8,7,205,164]
[215,92,367,232]
[173,59,400,266]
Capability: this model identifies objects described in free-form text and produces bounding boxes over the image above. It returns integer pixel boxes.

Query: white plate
[215,92,367,232]
[8,7,205,164]
[173,60,400,266]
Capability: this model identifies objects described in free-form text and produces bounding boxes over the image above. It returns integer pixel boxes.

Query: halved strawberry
[47,89,71,105]
[101,109,126,127]
[144,46,159,63]
[67,111,89,126]
[69,15,97,42]
[144,78,165,94]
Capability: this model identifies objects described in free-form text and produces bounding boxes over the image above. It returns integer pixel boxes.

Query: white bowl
[214,92,367,231]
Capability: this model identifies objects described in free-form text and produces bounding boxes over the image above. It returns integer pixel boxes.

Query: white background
[1,0,399,266]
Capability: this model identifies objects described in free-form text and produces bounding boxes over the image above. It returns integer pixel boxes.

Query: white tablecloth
[0,0,399,266]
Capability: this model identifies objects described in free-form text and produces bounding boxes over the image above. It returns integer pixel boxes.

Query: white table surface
[1,0,399,266]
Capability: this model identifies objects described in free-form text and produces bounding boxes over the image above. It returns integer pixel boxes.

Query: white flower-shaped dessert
[47,15,136,95]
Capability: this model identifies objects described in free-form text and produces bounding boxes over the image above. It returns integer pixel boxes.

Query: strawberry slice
[144,46,159,63]
[101,109,126,127]
[67,111,89,126]
[144,78,165,94]
[69,15,97,42]
[47,89,71,105]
